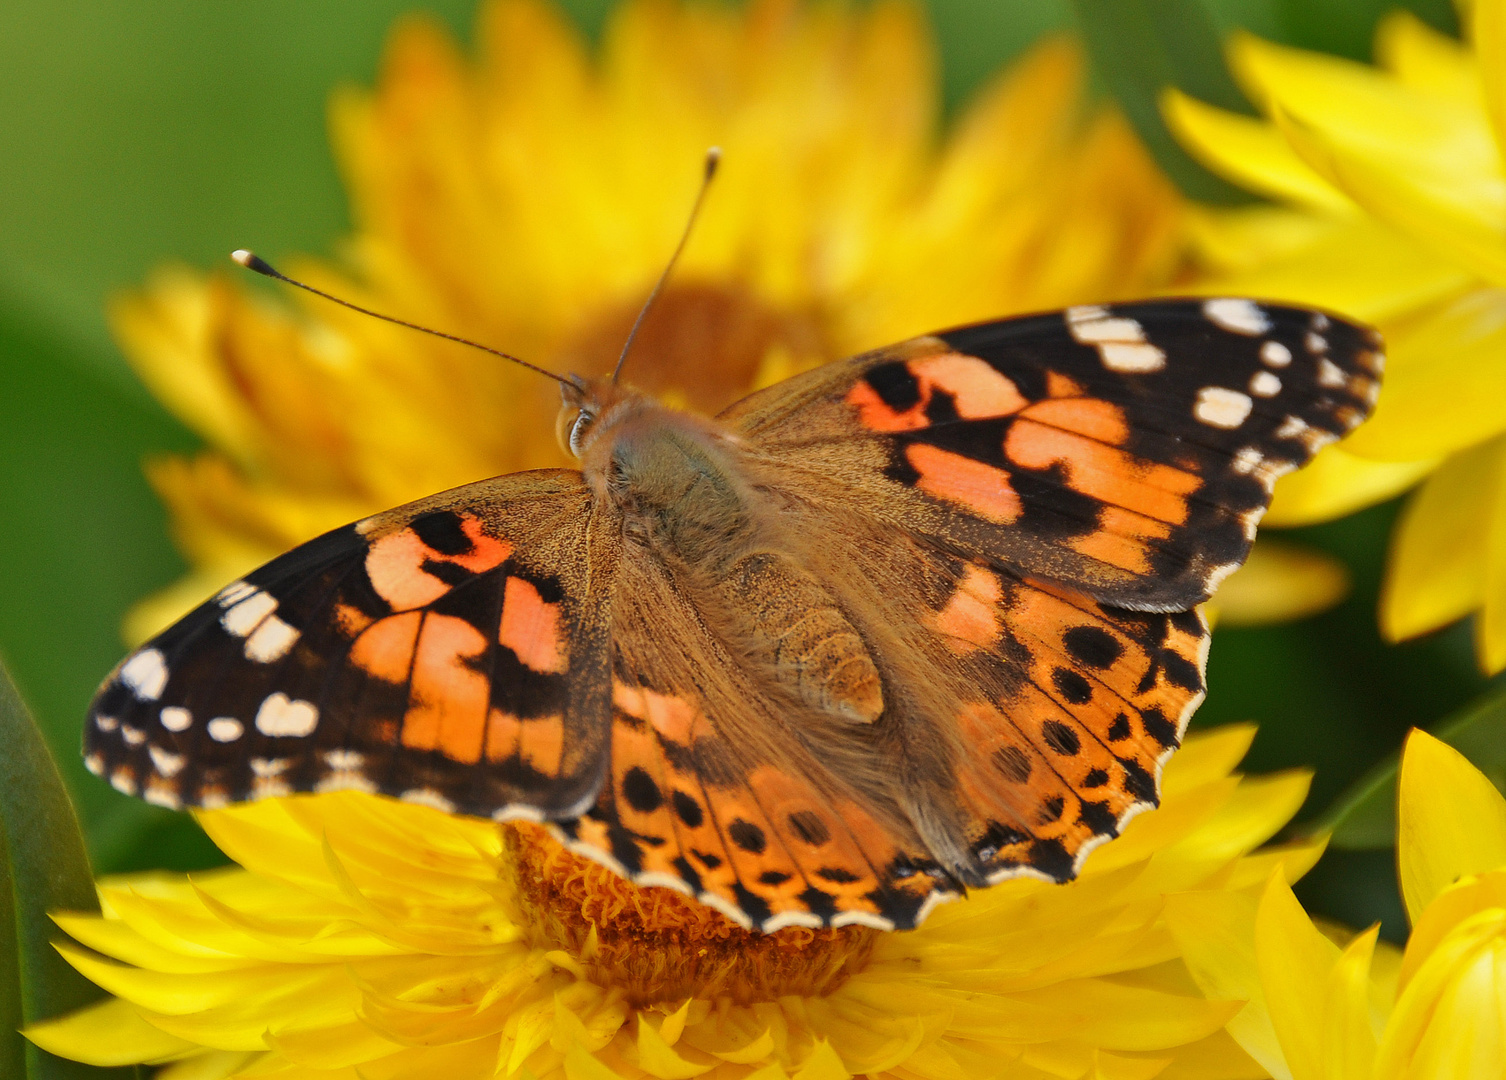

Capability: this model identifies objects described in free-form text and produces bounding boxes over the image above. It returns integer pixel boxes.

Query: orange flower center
[503,823,878,1005]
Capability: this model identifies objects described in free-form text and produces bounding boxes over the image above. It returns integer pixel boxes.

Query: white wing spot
[216,580,257,607]
[1231,446,1264,475]
[322,749,365,770]
[316,771,378,794]
[255,693,319,738]
[1065,308,1166,372]
[1259,340,1292,368]
[252,776,293,801]
[94,714,119,733]
[121,649,169,701]
[160,706,193,732]
[1194,387,1254,429]
[401,788,455,813]
[250,757,291,777]
[144,783,181,810]
[1099,341,1167,373]
[1276,415,1310,439]
[1311,313,1330,331]
[1202,298,1270,335]
[199,788,230,810]
[245,616,300,663]
[1317,357,1347,388]
[149,745,186,777]
[1306,331,1329,355]
[222,590,278,638]
[207,717,244,743]
[121,725,146,747]
[1249,371,1282,397]
[110,769,138,796]
[84,752,104,776]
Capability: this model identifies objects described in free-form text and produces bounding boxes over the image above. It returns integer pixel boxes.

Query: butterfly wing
[85,470,617,820]
[723,298,1382,611]
[699,298,1377,913]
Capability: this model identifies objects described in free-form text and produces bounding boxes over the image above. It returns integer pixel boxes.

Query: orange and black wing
[725,298,1382,612]
[84,470,617,821]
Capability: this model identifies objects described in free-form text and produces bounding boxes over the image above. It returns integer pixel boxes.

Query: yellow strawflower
[1166,3,1506,669]
[29,725,1312,1079]
[1167,729,1506,1078]
[117,0,1189,643]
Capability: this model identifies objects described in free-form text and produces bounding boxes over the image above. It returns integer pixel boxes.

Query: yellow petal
[1255,870,1342,1080]
[1475,0,1506,166]
[1342,287,1506,462]
[1275,105,1506,290]
[1212,539,1350,626]
[156,1050,262,1080]
[1163,888,1291,1080]
[1399,868,1506,991]
[1320,926,1379,1080]
[1398,729,1506,923]
[1375,10,1479,105]
[24,997,199,1065]
[1381,438,1502,643]
[1266,446,1435,528]
[1162,89,1352,213]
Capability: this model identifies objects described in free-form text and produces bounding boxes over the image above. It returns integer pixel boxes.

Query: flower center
[552,284,827,414]
[503,823,878,1005]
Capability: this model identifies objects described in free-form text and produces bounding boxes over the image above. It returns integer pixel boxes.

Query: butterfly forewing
[726,298,1382,611]
[86,470,616,821]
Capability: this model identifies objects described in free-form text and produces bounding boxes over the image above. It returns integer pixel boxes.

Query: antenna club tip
[231,249,278,277]
[704,146,722,177]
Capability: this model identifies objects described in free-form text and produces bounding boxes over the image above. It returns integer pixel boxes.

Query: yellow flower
[29,725,1313,1079]
[1167,730,1506,1078]
[115,0,1188,642]
[1166,5,1506,670]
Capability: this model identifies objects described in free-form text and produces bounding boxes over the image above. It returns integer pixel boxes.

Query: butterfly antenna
[230,250,574,389]
[611,146,721,384]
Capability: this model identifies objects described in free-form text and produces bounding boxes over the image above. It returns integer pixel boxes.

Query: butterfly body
[86,299,1383,932]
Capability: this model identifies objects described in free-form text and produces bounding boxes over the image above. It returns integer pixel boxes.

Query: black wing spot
[1159,650,1204,693]
[692,849,722,869]
[1078,799,1119,836]
[1062,625,1123,669]
[622,766,662,814]
[1107,713,1132,741]
[787,810,830,846]
[672,790,704,828]
[816,866,861,885]
[865,363,922,412]
[411,511,473,555]
[1170,610,1204,636]
[1051,667,1094,706]
[1027,838,1074,882]
[1119,757,1158,804]
[1140,706,1180,749]
[759,870,792,886]
[728,819,767,854]
[1042,720,1081,756]
[1082,768,1109,788]
[1037,796,1065,824]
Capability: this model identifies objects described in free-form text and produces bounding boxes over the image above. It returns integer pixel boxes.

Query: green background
[0,0,1482,942]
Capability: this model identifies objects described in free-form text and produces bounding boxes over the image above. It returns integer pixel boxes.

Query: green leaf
[1071,0,1258,204]
[0,658,129,1078]
[1317,679,1506,849]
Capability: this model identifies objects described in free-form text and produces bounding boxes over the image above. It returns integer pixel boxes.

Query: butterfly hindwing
[86,470,616,820]
[727,298,1382,611]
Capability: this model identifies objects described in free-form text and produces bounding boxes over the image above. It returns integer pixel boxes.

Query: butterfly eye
[568,411,596,456]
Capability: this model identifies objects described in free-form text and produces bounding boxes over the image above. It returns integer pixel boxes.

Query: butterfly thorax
[567,380,885,724]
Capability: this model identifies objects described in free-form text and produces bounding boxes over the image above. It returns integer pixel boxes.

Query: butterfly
[84,295,1381,932]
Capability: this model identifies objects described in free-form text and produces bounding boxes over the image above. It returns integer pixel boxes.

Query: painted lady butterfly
[85,294,1381,932]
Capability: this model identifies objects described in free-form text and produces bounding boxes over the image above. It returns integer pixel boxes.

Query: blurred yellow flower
[29,725,1312,1079]
[118,0,1190,643]
[1166,6,1506,670]
[1167,730,1506,1078]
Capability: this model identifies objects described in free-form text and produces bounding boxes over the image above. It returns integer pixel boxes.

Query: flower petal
[24,996,198,1065]
[1398,730,1506,924]
[1212,540,1350,626]
[1255,870,1342,1080]
[1381,438,1503,644]
[1266,446,1435,527]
